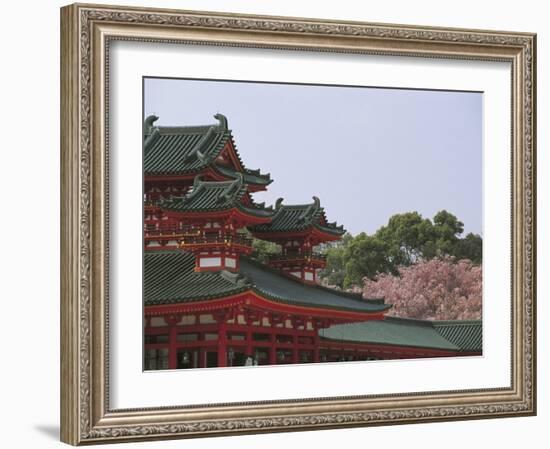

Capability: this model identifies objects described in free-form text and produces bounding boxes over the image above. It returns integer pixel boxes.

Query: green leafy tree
[319,233,352,288]
[343,233,392,288]
[432,210,464,256]
[375,212,436,266]
[453,232,482,264]
[250,238,281,263]
[240,229,281,263]
[318,210,482,289]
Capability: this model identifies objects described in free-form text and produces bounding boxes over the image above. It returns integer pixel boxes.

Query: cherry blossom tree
[363,257,482,320]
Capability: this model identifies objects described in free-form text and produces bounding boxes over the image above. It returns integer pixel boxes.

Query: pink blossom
[363,258,482,320]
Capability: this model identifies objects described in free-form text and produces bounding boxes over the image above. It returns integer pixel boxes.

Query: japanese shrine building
[143,113,482,370]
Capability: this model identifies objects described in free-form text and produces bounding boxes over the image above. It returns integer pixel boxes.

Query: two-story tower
[143,113,272,251]
[249,197,345,284]
[159,174,272,272]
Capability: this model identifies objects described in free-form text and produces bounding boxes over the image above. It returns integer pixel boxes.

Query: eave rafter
[145,290,387,323]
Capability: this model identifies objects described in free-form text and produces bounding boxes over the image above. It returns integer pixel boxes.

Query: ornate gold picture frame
[60,3,536,445]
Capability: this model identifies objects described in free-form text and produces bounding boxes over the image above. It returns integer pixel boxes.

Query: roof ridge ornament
[185,175,204,201]
[220,172,244,202]
[220,270,251,286]
[297,196,320,223]
[144,127,160,152]
[214,113,228,130]
[274,198,284,210]
[144,114,159,134]
[184,126,216,162]
[312,196,321,210]
[193,175,203,188]
[196,149,208,163]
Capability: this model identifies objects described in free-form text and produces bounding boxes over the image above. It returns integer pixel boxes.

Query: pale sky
[144,77,482,236]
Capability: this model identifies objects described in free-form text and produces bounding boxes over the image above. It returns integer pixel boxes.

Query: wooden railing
[268,252,327,262]
[179,234,253,247]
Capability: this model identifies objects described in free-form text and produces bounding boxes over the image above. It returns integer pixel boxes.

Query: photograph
[143,77,483,370]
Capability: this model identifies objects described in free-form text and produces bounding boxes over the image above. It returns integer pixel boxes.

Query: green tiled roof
[144,116,230,174]
[214,164,272,186]
[144,250,389,314]
[144,251,250,305]
[320,317,482,352]
[239,258,390,313]
[144,114,271,186]
[249,197,345,236]
[432,321,483,352]
[159,175,273,218]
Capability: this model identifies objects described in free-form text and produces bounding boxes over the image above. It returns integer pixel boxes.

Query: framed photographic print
[60,3,536,445]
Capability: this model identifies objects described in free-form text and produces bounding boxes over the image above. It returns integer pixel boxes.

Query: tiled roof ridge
[144,114,159,134]
[431,320,482,326]
[182,126,217,163]
[219,270,252,287]
[214,163,272,185]
[383,316,438,328]
[171,174,247,204]
[325,316,481,328]
[296,196,321,224]
[268,197,322,223]
[241,255,389,306]
[252,197,345,234]
[144,112,229,135]
[143,113,274,184]
[144,250,390,313]
[318,321,463,352]
[381,316,482,352]
[384,316,482,327]
[219,173,245,202]
[241,195,274,216]
[159,175,276,217]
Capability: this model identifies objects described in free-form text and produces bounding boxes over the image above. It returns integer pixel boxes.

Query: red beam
[145,292,387,323]
[319,339,476,358]
[163,208,271,225]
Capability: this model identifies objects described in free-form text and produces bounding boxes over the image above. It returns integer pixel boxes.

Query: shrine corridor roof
[144,250,389,314]
[320,317,482,352]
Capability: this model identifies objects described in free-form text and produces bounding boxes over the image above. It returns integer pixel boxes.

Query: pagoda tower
[143,113,271,201]
[143,113,272,251]
[249,197,345,284]
[158,174,272,272]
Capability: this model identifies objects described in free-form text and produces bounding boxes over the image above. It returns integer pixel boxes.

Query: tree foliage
[319,210,482,288]
[453,232,482,264]
[250,238,281,263]
[363,257,482,320]
[317,233,352,288]
[342,233,392,287]
[240,229,281,263]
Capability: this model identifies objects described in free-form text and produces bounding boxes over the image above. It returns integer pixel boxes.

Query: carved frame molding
[60,3,536,445]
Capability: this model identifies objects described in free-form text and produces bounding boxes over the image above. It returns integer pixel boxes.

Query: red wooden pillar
[269,330,277,365]
[289,316,299,364]
[292,329,299,364]
[168,326,178,369]
[245,316,253,357]
[217,317,227,367]
[313,328,320,363]
[163,315,181,370]
[199,347,205,368]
